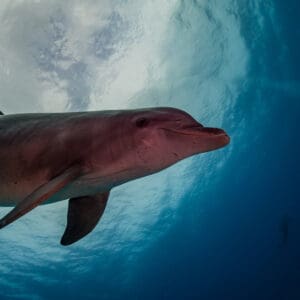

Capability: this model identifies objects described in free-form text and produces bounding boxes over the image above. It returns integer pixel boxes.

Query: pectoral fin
[60,191,110,246]
[0,165,81,229]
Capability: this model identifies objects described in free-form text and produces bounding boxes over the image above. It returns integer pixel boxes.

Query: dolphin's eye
[135,118,149,128]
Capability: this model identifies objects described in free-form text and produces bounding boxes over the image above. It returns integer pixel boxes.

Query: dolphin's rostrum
[0,107,230,245]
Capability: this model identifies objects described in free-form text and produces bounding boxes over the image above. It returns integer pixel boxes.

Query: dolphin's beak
[164,125,229,138]
[183,125,230,145]
[199,127,230,146]
[161,124,230,148]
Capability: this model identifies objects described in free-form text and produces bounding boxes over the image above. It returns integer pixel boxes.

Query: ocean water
[0,1,299,299]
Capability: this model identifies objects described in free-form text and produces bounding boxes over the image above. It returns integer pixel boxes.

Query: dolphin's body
[0,107,229,245]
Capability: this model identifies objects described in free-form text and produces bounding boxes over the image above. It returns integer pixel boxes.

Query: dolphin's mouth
[161,125,230,147]
[161,126,229,138]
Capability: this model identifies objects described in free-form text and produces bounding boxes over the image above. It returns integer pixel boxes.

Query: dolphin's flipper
[0,166,81,229]
[60,191,110,246]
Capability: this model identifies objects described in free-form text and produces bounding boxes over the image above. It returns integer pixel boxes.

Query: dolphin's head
[120,107,230,174]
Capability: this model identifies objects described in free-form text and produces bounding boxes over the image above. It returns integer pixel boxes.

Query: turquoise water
[0,1,299,299]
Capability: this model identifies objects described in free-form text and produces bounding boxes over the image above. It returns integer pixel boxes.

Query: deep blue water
[0,1,299,299]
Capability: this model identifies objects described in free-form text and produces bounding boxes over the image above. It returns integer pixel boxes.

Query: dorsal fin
[0,111,4,115]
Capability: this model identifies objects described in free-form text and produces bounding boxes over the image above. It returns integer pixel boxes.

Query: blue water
[0,1,299,299]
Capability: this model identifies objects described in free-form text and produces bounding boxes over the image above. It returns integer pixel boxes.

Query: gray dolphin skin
[0,107,230,245]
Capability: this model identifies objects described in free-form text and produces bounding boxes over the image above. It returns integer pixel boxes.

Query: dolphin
[0,107,229,245]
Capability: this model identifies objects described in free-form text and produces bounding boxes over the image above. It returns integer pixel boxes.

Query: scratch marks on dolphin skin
[172,152,179,158]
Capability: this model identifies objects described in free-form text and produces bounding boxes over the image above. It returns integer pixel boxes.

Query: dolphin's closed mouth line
[160,127,227,137]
